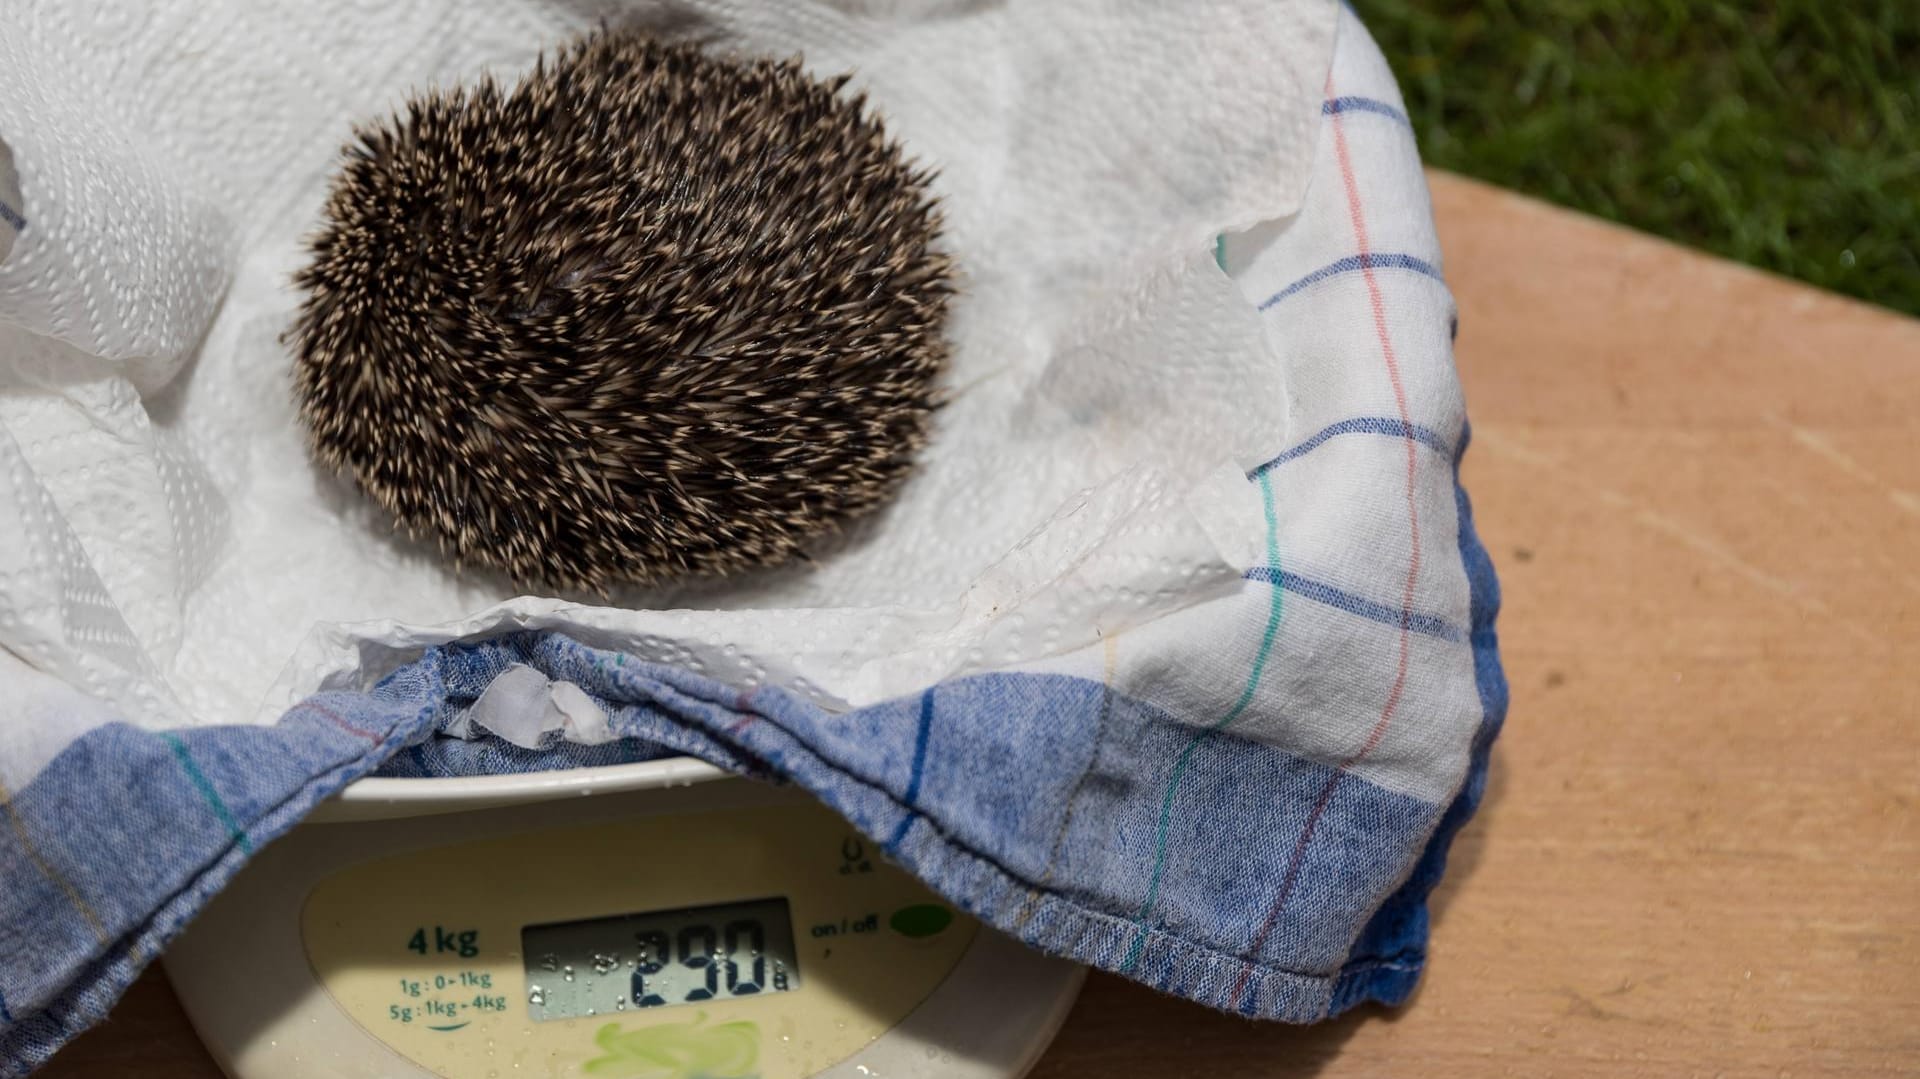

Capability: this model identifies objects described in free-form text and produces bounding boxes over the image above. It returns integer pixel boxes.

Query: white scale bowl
[165,760,1085,1079]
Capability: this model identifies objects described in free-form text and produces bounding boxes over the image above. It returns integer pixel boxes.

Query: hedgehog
[289,30,951,593]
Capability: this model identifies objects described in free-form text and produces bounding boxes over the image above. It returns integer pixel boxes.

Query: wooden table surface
[40,173,1920,1078]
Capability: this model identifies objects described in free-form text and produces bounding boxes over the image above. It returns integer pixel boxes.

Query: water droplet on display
[527,986,545,1006]
[585,1008,596,1017]
[1839,249,1857,268]
[593,953,618,974]
[563,965,575,982]
[540,955,558,972]
[615,1000,627,1010]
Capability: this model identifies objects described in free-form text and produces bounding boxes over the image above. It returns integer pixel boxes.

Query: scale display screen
[521,897,800,1021]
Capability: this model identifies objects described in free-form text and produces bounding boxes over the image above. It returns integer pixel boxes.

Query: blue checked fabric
[0,8,1505,1073]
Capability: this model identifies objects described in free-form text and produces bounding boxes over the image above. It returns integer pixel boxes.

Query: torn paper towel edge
[267,457,1251,726]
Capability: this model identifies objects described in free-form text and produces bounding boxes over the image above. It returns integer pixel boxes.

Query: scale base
[166,772,1082,1079]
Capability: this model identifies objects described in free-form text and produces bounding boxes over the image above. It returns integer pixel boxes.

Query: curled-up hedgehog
[290,30,951,593]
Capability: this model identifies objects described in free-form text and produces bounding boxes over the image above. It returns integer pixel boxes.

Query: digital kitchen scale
[165,759,1084,1078]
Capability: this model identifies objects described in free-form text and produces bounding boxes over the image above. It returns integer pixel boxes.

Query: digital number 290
[630,920,767,1007]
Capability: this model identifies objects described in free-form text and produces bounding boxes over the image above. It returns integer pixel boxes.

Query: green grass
[1364,1,1920,316]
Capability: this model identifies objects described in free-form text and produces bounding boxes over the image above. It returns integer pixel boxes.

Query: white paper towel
[453,664,615,749]
[0,0,1337,730]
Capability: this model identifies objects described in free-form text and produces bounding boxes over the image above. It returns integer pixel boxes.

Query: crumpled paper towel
[0,0,1336,733]
[453,663,615,749]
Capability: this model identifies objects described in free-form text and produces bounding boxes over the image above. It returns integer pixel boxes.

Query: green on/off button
[889,903,953,938]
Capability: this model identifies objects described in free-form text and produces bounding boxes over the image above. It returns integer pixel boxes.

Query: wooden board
[38,172,1920,1078]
